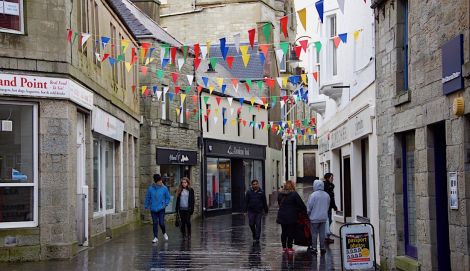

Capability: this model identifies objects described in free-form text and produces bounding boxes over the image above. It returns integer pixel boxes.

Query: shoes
[163,233,169,241]
[325,238,334,244]
[287,248,295,254]
[320,249,326,254]
[152,237,158,243]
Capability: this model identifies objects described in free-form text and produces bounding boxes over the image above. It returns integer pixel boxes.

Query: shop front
[203,139,266,215]
[156,148,198,213]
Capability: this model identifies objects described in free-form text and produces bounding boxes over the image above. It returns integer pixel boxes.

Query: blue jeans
[151,209,166,238]
[310,222,326,250]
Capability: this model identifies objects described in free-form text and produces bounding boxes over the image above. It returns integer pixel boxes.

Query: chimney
[131,0,161,24]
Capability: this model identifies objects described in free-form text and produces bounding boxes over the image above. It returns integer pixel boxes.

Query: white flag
[280,100,285,108]
[177,58,185,71]
[276,49,284,64]
[163,87,169,95]
[186,75,194,85]
[233,33,241,54]
[156,90,163,101]
[230,108,235,116]
[227,97,233,106]
[213,116,218,124]
[337,0,345,13]
[160,48,166,61]
[81,33,91,47]
[277,77,283,88]
[200,45,208,60]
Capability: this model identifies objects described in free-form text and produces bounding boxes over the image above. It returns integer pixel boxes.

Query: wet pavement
[0,184,347,270]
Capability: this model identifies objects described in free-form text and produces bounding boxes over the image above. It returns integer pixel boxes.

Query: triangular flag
[121,39,130,53]
[337,0,345,13]
[280,42,289,55]
[354,30,361,42]
[163,87,169,95]
[248,29,256,48]
[176,108,181,117]
[220,37,227,58]
[203,96,209,104]
[265,78,275,89]
[313,72,318,82]
[226,56,234,69]
[232,79,239,93]
[271,97,277,107]
[239,98,245,106]
[171,72,179,84]
[206,41,211,57]
[125,62,132,72]
[262,24,272,44]
[246,79,252,89]
[202,77,209,87]
[223,118,228,126]
[338,33,348,43]
[231,119,236,125]
[216,96,221,106]
[315,0,324,23]
[282,77,288,87]
[182,45,189,60]
[194,58,201,71]
[162,58,170,69]
[80,33,91,48]
[280,16,288,38]
[108,57,115,66]
[334,36,341,48]
[276,49,284,64]
[192,95,198,104]
[194,43,200,58]
[227,97,233,106]
[171,47,177,64]
[277,77,283,88]
[245,82,250,93]
[259,44,269,58]
[301,74,307,84]
[101,53,110,62]
[259,53,265,66]
[177,58,185,71]
[197,85,203,95]
[257,81,263,91]
[314,41,322,53]
[240,45,249,56]
[250,97,255,106]
[141,86,147,95]
[233,33,241,53]
[280,100,285,108]
[297,8,307,31]
[216,78,224,87]
[299,40,308,52]
[101,36,111,49]
[213,117,218,124]
[187,75,194,84]
[156,69,164,80]
[242,54,250,67]
[140,66,148,76]
[221,84,227,94]
[156,91,163,100]
[175,86,181,95]
[210,57,218,70]
[200,45,208,60]
[180,94,187,104]
[168,92,174,102]
[294,46,302,58]
[67,29,73,42]
[209,86,214,95]
[152,85,158,95]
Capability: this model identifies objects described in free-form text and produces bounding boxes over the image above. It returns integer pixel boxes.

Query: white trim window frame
[0,0,25,34]
[93,138,116,217]
[0,101,38,228]
[161,90,168,120]
[327,14,338,80]
[179,98,185,124]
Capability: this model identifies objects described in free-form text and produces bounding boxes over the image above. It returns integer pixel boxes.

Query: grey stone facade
[373,0,470,270]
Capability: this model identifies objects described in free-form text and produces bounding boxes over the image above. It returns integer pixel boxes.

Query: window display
[93,139,115,214]
[160,165,190,213]
[206,158,231,210]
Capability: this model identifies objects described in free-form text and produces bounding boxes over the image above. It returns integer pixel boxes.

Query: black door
[231,159,244,212]
[432,122,451,270]
[343,157,352,218]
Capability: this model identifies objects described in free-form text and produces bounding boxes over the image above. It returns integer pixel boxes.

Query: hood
[313,179,324,191]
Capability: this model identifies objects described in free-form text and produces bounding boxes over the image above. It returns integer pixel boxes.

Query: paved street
[0,186,346,271]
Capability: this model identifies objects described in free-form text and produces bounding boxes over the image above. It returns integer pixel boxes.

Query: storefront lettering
[0,76,48,89]
[355,119,364,133]
[169,153,190,163]
[227,145,250,156]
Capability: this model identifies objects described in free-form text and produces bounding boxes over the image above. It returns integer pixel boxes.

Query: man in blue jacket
[145,174,171,243]
[245,179,269,244]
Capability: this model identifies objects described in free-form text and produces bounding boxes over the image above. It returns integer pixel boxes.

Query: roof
[107,0,182,47]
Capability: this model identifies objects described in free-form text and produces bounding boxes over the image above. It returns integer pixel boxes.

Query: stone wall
[374,0,470,270]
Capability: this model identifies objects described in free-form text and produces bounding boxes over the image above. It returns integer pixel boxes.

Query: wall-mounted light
[453,97,465,116]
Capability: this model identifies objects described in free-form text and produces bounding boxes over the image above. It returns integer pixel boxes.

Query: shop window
[402,132,417,258]
[0,102,37,228]
[244,160,263,192]
[161,165,190,213]
[206,158,231,210]
[0,0,24,34]
[93,139,115,215]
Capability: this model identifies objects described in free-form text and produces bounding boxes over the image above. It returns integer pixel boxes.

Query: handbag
[175,212,181,227]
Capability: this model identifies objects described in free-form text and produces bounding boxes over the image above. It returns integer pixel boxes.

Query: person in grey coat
[306,179,330,254]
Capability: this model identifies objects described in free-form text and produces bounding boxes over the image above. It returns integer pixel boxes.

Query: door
[432,122,451,270]
[303,153,316,177]
[231,159,244,212]
[342,156,351,218]
[76,113,88,246]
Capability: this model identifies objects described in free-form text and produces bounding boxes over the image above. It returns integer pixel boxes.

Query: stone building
[109,0,202,220]
[372,0,470,270]
[0,0,141,261]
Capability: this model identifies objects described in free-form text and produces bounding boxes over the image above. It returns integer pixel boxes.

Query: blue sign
[442,34,464,95]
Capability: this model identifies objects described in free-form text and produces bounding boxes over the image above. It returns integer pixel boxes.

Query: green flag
[280,42,289,55]
[262,23,273,44]
[314,41,322,53]
[203,96,209,104]
[246,79,252,89]
[156,69,164,80]
[210,57,217,70]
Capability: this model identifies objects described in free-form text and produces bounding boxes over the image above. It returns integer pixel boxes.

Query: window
[161,87,170,120]
[206,158,231,210]
[237,112,241,136]
[78,0,88,55]
[401,0,409,92]
[206,104,210,132]
[93,139,115,215]
[110,23,118,84]
[92,0,100,67]
[252,115,256,139]
[328,15,338,77]
[0,0,24,34]
[179,96,186,124]
[160,165,190,213]
[0,102,37,228]
[280,52,287,72]
[244,160,263,191]
[402,132,417,258]
[119,35,126,88]
[222,108,226,134]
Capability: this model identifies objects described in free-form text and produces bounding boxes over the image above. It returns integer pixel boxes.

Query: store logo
[169,153,189,163]
[227,145,250,156]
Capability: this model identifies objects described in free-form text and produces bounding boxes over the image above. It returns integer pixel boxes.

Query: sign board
[318,135,330,154]
[0,73,93,110]
[205,139,266,160]
[156,148,197,166]
[340,223,376,270]
[449,172,458,210]
[330,123,349,150]
[442,34,464,95]
[349,108,373,141]
[92,107,124,142]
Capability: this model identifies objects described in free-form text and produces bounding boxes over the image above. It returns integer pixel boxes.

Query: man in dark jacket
[323,173,338,243]
[245,179,269,244]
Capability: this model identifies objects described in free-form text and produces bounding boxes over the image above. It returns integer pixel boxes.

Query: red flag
[280,16,288,38]
[194,43,200,58]
[259,44,269,58]
[237,107,242,114]
[294,46,302,58]
[226,56,234,69]
[216,97,221,106]
[261,121,265,129]
[299,40,308,52]
[132,85,136,93]
[243,120,247,127]
[261,96,267,105]
[282,96,288,103]
[192,95,198,104]
[130,48,136,65]
[101,53,110,62]
[171,72,178,84]
[245,82,250,93]
[231,79,238,88]
[313,72,318,82]
[171,47,177,64]
[265,78,275,89]
[204,115,208,122]
[174,86,180,95]
[67,29,73,42]
[140,66,148,76]
[248,29,256,48]
[194,58,201,71]
[334,36,341,48]
[197,85,203,95]
[207,109,211,116]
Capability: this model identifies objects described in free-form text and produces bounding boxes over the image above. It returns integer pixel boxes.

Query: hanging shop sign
[442,34,464,95]
[92,107,124,142]
[205,139,265,160]
[0,73,93,110]
[340,223,377,270]
[156,148,197,166]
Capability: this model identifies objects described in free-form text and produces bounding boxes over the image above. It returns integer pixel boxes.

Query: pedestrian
[306,179,330,255]
[175,177,195,240]
[276,180,307,254]
[245,179,269,245]
[145,173,171,243]
[323,173,338,243]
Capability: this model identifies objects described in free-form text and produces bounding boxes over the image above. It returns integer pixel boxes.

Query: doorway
[431,122,450,270]
[76,113,88,246]
[342,156,352,218]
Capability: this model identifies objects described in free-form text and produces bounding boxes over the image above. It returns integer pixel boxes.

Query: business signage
[92,107,124,142]
[156,148,197,166]
[349,108,373,141]
[442,34,464,95]
[340,223,376,270]
[330,124,349,150]
[0,73,93,110]
[318,135,330,154]
[205,139,266,160]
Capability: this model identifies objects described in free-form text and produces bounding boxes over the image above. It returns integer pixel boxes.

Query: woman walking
[145,174,171,243]
[276,180,307,253]
[176,177,195,240]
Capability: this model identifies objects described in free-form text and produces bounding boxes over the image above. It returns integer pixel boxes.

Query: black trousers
[281,223,296,249]
[179,210,191,237]
[248,211,263,240]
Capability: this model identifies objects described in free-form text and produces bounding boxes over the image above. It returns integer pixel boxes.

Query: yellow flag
[176,108,181,117]
[354,30,361,42]
[121,39,130,53]
[287,120,291,128]
[297,8,307,31]
[242,54,250,67]
[264,103,268,110]
[231,119,237,126]
[215,108,220,115]
[125,62,132,72]
[141,86,147,94]
[282,77,288,87]
[240,45,249,56]
[301,74,307,84]
[217,78,224,87]
[206,40,211,57]
[180,94,186,104]
[209,86,214,95]
[250,97,255,106]
[140,48,146,63]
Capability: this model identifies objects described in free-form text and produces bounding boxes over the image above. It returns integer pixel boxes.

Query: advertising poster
[345,233,371,266]
[341,223,375,270]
